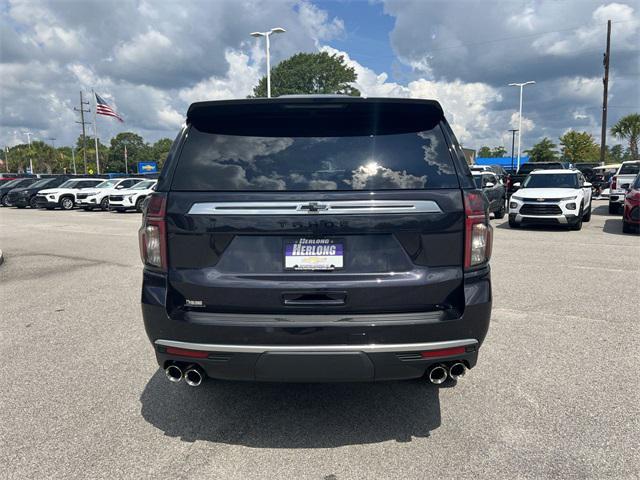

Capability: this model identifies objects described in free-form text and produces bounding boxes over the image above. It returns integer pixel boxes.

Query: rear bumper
[141,267,492,382]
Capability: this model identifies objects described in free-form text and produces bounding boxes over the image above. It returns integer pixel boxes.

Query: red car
[623,174,640,233]
[0,173,20,183]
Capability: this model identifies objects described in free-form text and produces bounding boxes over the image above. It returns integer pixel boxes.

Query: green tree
[108,132,150,173]
[478,146,492,157]
[252,51,360,98]
[151,138,173,167]
[477,146,506,158]
[491,146,507,157]
[525,137,559,162]
[75,136,109,174]
[559,130,599,163]
[611,113,640,159]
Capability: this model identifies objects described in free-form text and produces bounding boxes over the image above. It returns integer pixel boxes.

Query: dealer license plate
[284,238,344,271]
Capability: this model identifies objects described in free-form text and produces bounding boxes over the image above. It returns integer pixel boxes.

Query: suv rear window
[518,162,563,174]
[619,163,640,175]
[171,101,459,191]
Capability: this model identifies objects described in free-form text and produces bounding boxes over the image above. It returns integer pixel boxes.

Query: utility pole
[600,19,611,165]
[4,146,9,172]
[509,129,519,171]
[74,91,91,174]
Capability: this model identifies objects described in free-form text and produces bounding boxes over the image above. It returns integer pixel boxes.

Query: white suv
[508,169,592,230]
[108,179,157,212]
[35,178,104,210]
[77,178,144,211]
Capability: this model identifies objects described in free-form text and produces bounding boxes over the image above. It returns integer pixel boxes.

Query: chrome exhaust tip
[449,362,466,380]
[165,364,183,383]
[184,367,204,387]
[428,364,448,385]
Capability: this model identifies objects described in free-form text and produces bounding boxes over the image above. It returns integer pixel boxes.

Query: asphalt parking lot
[1,199,639,480]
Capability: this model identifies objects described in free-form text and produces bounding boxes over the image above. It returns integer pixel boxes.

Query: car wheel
[608,203,619,214]
[0,195,8,207]
[494,203,506,219]
[508,218,519,228]
[60,196,74,210]
[583,205,592,222]
[29,197,38,209]
[135,197,145,213]
[100,197,109,211]
[571,207,583,231]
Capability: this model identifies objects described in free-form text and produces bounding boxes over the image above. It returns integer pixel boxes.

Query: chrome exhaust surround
[184,367,204,387]
[165,364,183,383]
[428,364,448,384]
[449,362,466,380]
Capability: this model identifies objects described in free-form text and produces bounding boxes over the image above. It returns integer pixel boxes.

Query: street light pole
[508,129,519,171]
[250,27,286,98]
[24,131,34,174]
[508,81,535,170]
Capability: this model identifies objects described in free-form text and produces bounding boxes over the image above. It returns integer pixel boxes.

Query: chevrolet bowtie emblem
[299,202,329,212]
[537,198,545,202]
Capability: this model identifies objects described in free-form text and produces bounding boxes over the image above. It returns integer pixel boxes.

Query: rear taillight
[611,177,617,190]
[139,193,167,271]
[464,190,492,270]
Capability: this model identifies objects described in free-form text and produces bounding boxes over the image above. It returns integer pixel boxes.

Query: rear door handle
[282,291,346,306]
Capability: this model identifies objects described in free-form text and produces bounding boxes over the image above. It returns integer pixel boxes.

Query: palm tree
[611,113,640,159]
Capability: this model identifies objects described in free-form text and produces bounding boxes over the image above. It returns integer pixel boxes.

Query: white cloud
[179,50,262,103]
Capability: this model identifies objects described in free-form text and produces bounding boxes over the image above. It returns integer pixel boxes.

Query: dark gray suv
[139,96,492,387]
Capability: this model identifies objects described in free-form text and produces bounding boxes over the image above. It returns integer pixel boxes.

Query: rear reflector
[165,346,209,359]
[420,346,466,358]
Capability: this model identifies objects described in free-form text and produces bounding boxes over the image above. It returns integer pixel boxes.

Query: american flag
[95,93,124,122]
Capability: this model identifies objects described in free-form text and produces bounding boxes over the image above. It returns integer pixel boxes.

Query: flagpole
[92,89,100,174]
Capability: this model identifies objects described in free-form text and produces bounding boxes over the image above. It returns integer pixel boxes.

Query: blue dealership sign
[137,161,158,174]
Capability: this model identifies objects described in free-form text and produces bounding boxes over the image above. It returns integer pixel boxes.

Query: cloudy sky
[1,0,638,152]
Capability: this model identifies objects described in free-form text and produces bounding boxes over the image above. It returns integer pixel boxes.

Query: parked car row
[0,175,157,213]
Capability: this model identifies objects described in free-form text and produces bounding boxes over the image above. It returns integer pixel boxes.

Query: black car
[7,176,69,208]
[140,97,493,387]
[472,171,506,218]
[0,178,39,206]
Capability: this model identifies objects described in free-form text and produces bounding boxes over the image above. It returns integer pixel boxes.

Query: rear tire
[29,197,38,209]
[60,196,74,210]
[494,203,506,219]
[609,203,619,214]
[0,195,9,207]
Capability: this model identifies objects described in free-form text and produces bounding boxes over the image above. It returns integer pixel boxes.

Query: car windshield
[95,180,118,189]
[58,180,78,188]
[472,176,483,188]
[2,179,23,188]
[518,163,563,174]
[131,180,155,190]
[523,173,579,189]
[29,178,54,188]
[619,163,640,175]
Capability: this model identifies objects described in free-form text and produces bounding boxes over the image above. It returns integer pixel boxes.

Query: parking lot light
[250,27,287,98]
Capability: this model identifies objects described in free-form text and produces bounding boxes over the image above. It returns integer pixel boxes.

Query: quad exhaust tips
[449,362,466,380]
[428,364,448,384]
[165,364,183,383]
[184,366,204,387]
